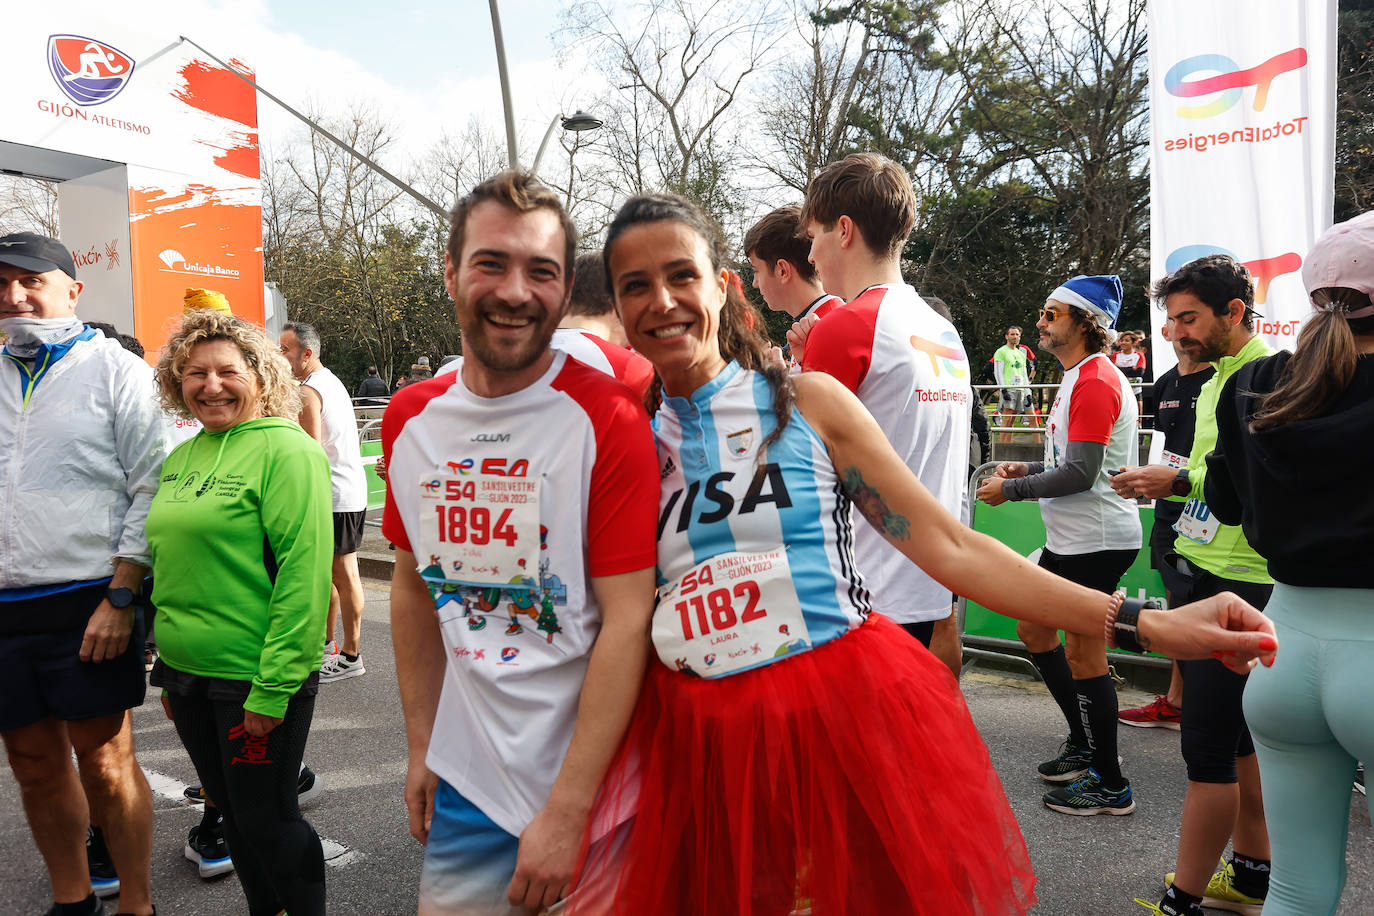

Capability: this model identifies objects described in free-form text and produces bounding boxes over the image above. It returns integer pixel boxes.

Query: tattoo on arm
[841,468,911,541]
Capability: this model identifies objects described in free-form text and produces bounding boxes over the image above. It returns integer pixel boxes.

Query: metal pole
[488,0,521,171]
[177,36,447,218]
[529,114,562,179]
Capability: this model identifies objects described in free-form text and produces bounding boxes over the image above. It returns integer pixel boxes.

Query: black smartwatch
[1114,597,1163,654]
[1169,469,1191,498]
[106,586,136,609]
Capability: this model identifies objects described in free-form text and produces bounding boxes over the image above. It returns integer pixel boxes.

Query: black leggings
[1174,563,1273,783]
[168,688,325,916]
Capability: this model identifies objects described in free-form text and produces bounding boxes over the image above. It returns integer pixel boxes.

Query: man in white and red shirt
[743,205,843,373]
[976,274,1142,817]
[385,172,658,916]
[552,251,654,398]
[792,153,972,675]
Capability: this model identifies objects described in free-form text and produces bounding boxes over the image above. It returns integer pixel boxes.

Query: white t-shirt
[1041,353,1142,553]
[801,284,973,623]
[381,352,658,836]
[303,367,367,513]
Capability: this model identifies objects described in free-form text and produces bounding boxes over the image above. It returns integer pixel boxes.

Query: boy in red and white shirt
[791,153,972,676]
[742,205,843,374]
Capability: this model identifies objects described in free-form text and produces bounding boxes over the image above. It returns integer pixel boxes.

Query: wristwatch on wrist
[1170,469,1191,498]
[1113,597,1163,654]
[106,586,136,609]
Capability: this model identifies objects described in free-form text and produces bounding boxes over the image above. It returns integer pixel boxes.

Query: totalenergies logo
[1163,48,1306,119]
[1165,245,1301,306]
[908,330,969,379]
[48,35,136,107]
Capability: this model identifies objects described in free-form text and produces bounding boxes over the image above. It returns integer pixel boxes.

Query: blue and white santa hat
[1048,275,1124,331]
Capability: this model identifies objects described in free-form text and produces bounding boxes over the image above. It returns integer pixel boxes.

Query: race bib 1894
[652,548,810,679]
[417,465,542,589]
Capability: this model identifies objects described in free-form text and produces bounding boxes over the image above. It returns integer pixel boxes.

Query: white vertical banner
[1148,0,1337,372]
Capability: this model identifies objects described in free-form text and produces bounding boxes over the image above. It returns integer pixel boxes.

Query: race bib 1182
[652,548,810,679]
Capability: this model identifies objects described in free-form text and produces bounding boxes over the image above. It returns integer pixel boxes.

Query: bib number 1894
[434,505,518,546]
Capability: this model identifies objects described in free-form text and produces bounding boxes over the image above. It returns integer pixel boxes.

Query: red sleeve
[553,365,659,577]
[585,332,656,400]
[379,377,451,550]
[800,303,875,393]
[1065,363,1124,445]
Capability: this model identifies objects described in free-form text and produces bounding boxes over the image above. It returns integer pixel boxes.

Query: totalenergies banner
[1148,0,1336,370]
[2,13,263,349]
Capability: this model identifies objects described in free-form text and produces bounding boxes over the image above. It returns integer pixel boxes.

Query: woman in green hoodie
[147,309,331,916]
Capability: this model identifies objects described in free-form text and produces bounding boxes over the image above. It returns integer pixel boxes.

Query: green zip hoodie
[147,417,332,717]
[1175,334,1273,584]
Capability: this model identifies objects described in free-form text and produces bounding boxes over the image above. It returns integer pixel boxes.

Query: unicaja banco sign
[1163,48,1306,119]
[48,35,136,106]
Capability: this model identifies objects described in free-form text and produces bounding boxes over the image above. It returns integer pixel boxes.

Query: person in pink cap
[1200,210,1374,916]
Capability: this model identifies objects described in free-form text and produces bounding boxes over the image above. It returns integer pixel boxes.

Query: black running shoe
[43,893,102,916]
[1036,739,1094,783]
[86,825,120,898]
[297,765,324,808]
[184,818,234,878]
[183,784,206,804]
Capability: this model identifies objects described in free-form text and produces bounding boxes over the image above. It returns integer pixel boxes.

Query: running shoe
[1036,739,1094,783]
[143,642,158,673]
[42,895,103,916]
[321,640,339,668]
[183,784,207,804]
[320,652,366,682]
[1118,695,1182,730]
[1132,900,1195,915]
[87,825,120,898]
[1356,763,1366,797]
[1163,860,1264,916]
[298,765,325,808]
[1042,769,1136,816]
[184,819,235,878]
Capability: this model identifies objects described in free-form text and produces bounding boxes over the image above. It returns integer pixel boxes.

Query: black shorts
[1173,563,1272,782]
[0,585,147,732]
[1037,547,1137,595]
[333,510,366,555]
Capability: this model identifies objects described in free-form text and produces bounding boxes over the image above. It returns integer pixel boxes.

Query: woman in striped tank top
[570,194,1276,916]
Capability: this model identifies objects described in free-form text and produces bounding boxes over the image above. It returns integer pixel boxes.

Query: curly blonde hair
[157,309,301,423]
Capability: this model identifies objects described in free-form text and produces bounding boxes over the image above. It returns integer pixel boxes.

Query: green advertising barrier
[965,497,1166,655]
[363,439,386,510]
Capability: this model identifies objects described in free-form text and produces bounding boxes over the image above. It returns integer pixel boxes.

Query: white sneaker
[320,653,365,682]
[320,640,338,669]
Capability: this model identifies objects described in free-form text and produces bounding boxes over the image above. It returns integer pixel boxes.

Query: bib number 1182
[675,580,765,640]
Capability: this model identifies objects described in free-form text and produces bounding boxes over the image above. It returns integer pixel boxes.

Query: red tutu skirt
[575,613,1036,916]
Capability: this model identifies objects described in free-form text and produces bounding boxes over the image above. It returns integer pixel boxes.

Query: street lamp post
[530,111,604,178]
[488,0,520,170]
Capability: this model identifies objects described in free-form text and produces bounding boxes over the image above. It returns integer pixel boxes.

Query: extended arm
[508,567,656,911]
[391,551,447,845]
[795,372,1275,664]
[1001,440,1105,500]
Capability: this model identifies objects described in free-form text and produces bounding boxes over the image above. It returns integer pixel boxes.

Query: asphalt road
[3,579,1370,914]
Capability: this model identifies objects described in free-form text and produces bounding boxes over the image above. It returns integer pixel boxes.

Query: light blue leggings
[1243,583,1374,916]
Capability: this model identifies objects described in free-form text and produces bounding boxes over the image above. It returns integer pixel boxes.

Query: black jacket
[1205,351,1374,589]
[355,375,390,398]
